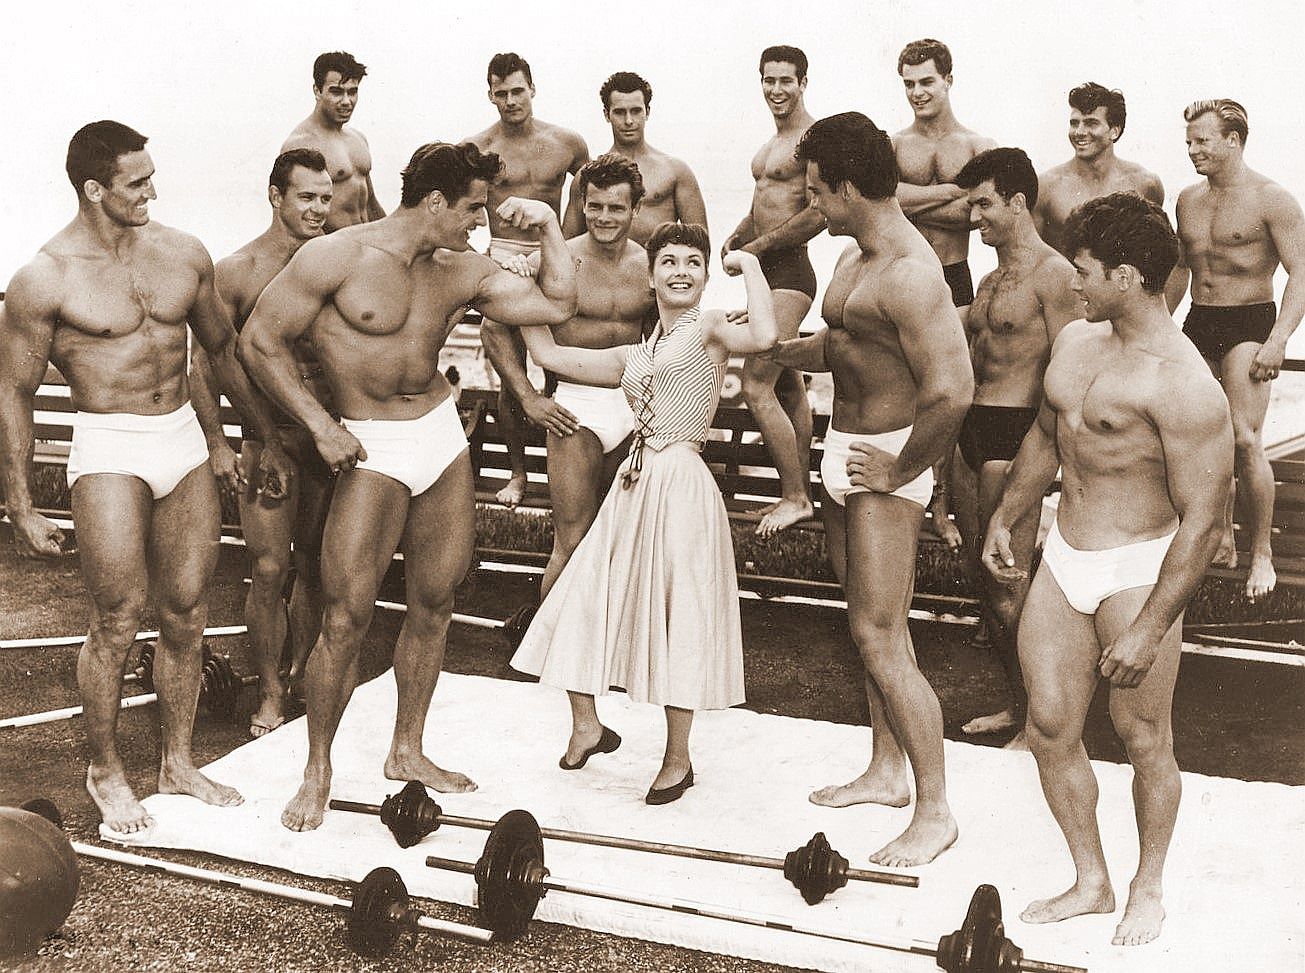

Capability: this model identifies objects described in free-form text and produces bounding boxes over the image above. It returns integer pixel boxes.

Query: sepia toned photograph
[2,2,1302,970]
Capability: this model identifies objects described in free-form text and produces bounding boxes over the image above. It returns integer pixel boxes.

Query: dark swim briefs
[759,246,818,299]
[1183,302,1276,362]
[958,404,1039,472]
[942,260,974,307]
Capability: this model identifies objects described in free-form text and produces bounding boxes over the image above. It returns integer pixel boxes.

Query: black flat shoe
[559,726,622,770]
[645,767,694,805]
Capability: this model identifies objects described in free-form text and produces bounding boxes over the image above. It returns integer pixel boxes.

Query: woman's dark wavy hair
[646,222,710,271]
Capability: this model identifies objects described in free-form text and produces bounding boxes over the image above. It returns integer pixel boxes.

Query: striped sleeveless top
[620,307,726,451]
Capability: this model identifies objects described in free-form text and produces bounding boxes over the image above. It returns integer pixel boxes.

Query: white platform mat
[112,671,1304,972]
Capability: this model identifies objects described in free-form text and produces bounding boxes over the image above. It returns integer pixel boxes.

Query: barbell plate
[473,809,547,940]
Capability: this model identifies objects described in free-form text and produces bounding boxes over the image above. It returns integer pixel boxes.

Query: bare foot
[961,708,1016,735]
[809,767,911,809]
[282,772,330,831]
[1113,885,1165,946]
[1003,729,1029,751]
[87,765,153,835]
[158,763,244,807]
[756,497,813,536]
[249,693,286,738]
[869,808,958,867]
[385,751,477,794]
[495,474,527,509]
[1246,552,1276,601]
[1211,531,1237,568]
[1020,879,1115,924]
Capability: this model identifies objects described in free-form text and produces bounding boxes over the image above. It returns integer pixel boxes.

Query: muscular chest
[494,143,572,197]
[639,169,676,210]
[575,260,652,322]
[971,273,1044,340]
[1046,350,1148,442]
[1181,193,1269,255]
[331,261,457,343]
[895,134,973,184]
[822,258,891,342]
[751,137,803,183]
[60,259,198,337]
[320,135,370,183]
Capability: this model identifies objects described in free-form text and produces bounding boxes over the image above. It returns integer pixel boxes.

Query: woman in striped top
[512,222,777,804]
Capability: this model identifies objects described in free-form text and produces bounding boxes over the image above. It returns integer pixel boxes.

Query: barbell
[0,646,255,730]
[424,809,1088,973]
[329,780,916,903]
[19,799,493,959]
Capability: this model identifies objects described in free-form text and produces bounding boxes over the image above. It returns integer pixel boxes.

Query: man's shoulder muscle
[4,253,65,319]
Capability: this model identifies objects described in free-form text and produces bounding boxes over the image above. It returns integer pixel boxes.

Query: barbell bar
[424,809,1087,973]
[329,780,916,903]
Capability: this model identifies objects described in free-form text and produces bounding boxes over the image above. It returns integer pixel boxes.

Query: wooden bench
[16,370,1305,589]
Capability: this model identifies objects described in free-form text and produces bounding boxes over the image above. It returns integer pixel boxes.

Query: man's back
[823,229,957,431]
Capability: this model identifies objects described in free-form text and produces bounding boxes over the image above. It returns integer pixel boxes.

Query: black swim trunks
[1183,302,1276,362]
[942,260,974,307]
[759,246,818,299]
[958,404,1039,472]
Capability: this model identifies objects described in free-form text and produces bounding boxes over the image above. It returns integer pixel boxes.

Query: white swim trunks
[1041,519,1178,615]
[340,395,466,497]
[552,381,636,454]
[819,425,934,509]
[67,402,209,499]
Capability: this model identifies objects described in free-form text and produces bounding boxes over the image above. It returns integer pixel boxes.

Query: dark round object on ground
[782,832,850,905]
[19,798,64,829]
[347,867,410,957]
[136,641,157,693]
[201,654,239,720]
[380,780,445,848]
[0,805,80,957]
[936,883,1025,973]
[473,809,547,940]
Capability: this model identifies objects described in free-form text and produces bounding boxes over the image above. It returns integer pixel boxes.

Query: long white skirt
[511,442,745,710]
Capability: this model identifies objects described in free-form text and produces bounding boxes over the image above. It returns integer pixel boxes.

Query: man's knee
[1024,707,1077,755]
[740,369,779,401]
[249,549,292,594]
[1232,420,1264,456]
[1111,710,1173,765]
[88,593,148,646]
[403,586,456,631]
[320,597,373,647]
[848,616,909,672]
